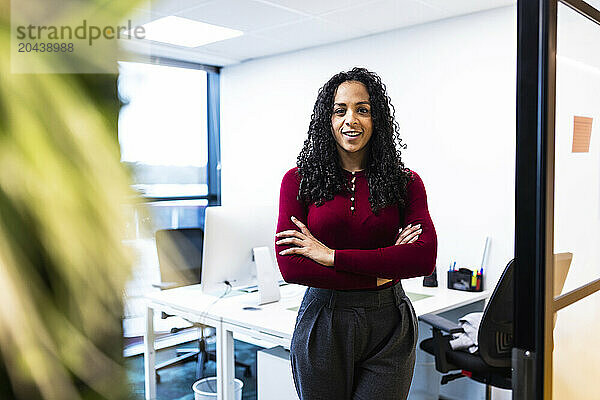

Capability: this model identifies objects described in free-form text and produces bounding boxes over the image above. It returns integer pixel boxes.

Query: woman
[275,67,437,400]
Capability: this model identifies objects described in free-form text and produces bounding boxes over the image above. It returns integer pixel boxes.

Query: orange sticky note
[572,116,592,153]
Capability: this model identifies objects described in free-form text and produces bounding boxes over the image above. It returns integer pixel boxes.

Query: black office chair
[154,228,252,381]
[418,259,514,400]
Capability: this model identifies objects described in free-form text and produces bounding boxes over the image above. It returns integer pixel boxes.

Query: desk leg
[144,306,156,400]
[217,324,234,400]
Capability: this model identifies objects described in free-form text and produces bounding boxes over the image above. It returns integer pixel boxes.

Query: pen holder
[448,268,483,292]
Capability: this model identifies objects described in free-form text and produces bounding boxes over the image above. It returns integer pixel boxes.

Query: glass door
[515,1,600,398]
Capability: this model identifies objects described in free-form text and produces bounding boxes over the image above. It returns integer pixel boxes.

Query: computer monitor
[155,228,204,289]
[201,205,281,295]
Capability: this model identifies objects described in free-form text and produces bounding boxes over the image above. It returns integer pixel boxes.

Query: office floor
[126,339,259,400]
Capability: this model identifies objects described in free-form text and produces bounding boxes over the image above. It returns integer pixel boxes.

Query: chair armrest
[418,313,464,334]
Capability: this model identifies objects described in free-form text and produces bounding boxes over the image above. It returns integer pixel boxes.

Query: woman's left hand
[276,216,335,267]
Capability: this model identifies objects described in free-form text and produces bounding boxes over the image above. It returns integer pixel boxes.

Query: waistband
[307,281,407,309]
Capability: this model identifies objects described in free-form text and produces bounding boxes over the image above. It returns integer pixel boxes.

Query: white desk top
[145,278,490,345]
[145,285,222,323]
[401,277,490,315]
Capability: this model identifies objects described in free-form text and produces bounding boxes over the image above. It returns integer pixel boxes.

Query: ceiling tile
[177,0,306,32]
[146,0,217,16]
[124,8,162,26]
[198,33,287,60]
[420,0,515,16]
[319,0,448,35]
[256,0,377,16]
[251,17,370,53]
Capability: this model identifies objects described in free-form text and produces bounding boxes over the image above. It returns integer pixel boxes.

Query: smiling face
[331,80,373,166]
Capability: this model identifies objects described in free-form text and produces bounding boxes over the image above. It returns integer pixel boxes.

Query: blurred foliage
[0,0,141,398]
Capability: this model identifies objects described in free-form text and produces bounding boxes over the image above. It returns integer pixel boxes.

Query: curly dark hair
[296,67,411,214]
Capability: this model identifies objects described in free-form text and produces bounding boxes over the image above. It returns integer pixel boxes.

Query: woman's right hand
[394,224,421,245]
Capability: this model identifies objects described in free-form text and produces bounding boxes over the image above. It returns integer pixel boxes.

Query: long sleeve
[333,172,437,279]
[275,168,377,290]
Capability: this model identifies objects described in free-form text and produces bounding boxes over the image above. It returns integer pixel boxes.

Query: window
[118,59,220,239]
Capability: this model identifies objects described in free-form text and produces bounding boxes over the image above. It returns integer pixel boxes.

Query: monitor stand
[253,246,281,305]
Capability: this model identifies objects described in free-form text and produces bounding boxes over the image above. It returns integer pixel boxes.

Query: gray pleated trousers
[289,282,418,400]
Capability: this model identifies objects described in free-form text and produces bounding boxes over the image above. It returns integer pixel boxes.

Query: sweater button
[350,206,355,211]
[350,197,354,201]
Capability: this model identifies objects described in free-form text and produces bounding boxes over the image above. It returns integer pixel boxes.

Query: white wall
[220,5,517,295]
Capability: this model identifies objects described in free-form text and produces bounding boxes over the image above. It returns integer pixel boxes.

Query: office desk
[144,278,490,400]
[144,286,223,400]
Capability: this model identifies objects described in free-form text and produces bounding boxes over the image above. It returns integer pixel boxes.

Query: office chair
[154,228,252,382]
[418,259,514,400]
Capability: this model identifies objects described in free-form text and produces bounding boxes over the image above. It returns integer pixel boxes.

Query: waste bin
[192,377,243,400]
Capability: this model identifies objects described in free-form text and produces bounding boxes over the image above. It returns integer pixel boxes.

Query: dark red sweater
[275,167,437,290]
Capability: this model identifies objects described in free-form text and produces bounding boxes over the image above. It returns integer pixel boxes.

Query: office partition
[515,1,600,398]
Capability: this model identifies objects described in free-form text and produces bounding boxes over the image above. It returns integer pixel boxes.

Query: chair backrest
[478,259,514,368]
[155,228,203,288]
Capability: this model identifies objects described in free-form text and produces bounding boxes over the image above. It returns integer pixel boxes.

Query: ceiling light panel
[141,16,243,47]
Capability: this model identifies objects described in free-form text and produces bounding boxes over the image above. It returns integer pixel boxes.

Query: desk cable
[196,281,233,324]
